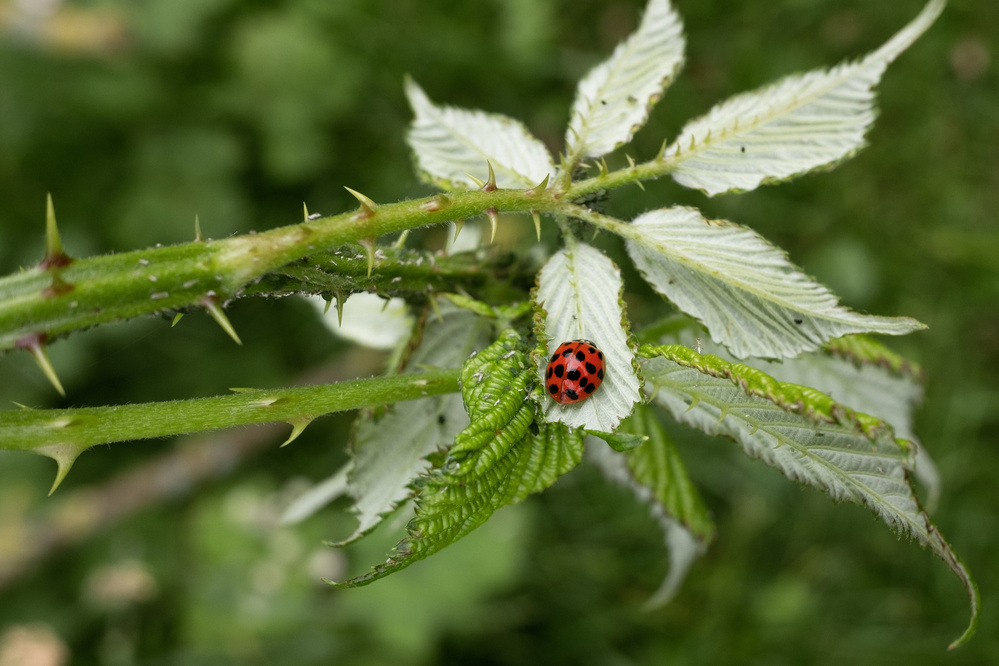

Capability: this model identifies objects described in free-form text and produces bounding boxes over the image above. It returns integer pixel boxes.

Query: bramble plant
[0,0,979,649]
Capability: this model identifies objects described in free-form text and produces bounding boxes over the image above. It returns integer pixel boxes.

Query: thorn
[486,209,499,243]
[464,173,486,188]
[303,202,310,221]
[202,297,242,345]
[635,180,646,192]
[598,158,609,176]
[525,174,549,197]
[344,187,377,218]
[428,295,443,323]
[281,418,312,447]
[194,215,203,242]
[626,154,636,168]
[49,454,77,495]
[16,334,66,397]
[656,139,668,162]
[359,238,376,277]
[171,312,184,327]
[393,229,411,248]
[41,194,72,269]
[452,219,465,244]
[322,296,332,315]
[590,226,601,242]
[335,291,345,327]
[12,402,33,410]
[481,161,497,192]
[531,211,542,241]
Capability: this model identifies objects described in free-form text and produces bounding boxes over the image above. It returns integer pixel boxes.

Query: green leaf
[335,330,584,587]
[404,77,555,190]
[665,0,944,196]
[565,0,685,164]
[625,207,925,359]
[327,301,491,543]
[534,241,642,430]
[640,343,979,649]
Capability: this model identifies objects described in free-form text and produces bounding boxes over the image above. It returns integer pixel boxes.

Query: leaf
[665,0,944,196]
[565,0,685,163]
[329,301,492,544]
[534,241,642,430]
[659,323,940,509]
[585,403,713,608]
[625,207,925,359]
[335,330,585,587]
[640,343,979,649]
[404,77,555,190]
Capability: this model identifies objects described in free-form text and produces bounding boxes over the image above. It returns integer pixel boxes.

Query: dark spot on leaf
[794,318,803,324]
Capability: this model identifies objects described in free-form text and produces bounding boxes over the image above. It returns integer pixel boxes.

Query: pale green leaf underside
[535,242,641,430]
[641,345,979,649]
[625,207,925,359]
[334,302,491,544]
[405,77,554,189]
[566,0,685,162]
[666,0,944,196]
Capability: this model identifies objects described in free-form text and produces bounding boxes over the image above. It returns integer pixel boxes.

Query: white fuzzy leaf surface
[566,0,685,161]
[535,243,641,431]
[405,77,554,189]
[666,0,944,196]
[625,207,925,359]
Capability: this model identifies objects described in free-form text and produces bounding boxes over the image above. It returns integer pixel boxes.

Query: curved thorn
[531,211,542,241]
[359,238,376,277]
[303,202,310,221]
[49,455,77,495]
[202,298,242,345]
[486,209,499,244]
[526,174,549,196]
[464,172,486,188]
[344,187,377,217]
[322,296,332,315]
[171,312,184,327]
[18,336,66,397]
[452,219,465,244]
[41,194,72,269]
[281,418,312,447]
[482,161,497,192]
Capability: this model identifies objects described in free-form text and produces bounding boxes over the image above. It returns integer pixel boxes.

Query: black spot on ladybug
[585,362,596,374]
[587,346,596,354]
[547,367,553,379]
[597,351,603,360]
[794,318,803,324]
[562,349,572,357]
[548,383,558,395]
[554,364,564,378]
[584,384,596,394]
[578,376,588,388]
[575,351,585,362]
[564,389,578,401]
[566,369,580,381]
[550,352,559,363]
[597,368,604,380]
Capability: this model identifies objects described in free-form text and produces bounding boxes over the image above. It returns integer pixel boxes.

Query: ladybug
[545,339,605,404]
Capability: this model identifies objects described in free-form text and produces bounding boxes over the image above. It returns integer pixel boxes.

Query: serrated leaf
[660,324,939,509]
[585,404,713,608]
[336,330,585,587]
[665,0,944,196]
[641,343,979,649]
[329,301,491,544]
[565,0,685,163]
[534,242,642,430]
[405,77,555,189]
[625,207,925,359]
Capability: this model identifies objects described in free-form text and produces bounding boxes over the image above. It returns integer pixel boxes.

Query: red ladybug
[545,339,605,404]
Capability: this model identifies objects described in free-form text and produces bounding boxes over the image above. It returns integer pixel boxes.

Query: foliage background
[0,0,995,663]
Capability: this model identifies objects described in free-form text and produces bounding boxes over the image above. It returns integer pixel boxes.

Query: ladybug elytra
[545,339,605,404]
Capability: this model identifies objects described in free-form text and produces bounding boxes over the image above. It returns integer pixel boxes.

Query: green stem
[0,368,460,453]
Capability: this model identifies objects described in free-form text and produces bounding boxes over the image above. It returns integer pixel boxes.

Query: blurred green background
[0,0,996,663]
